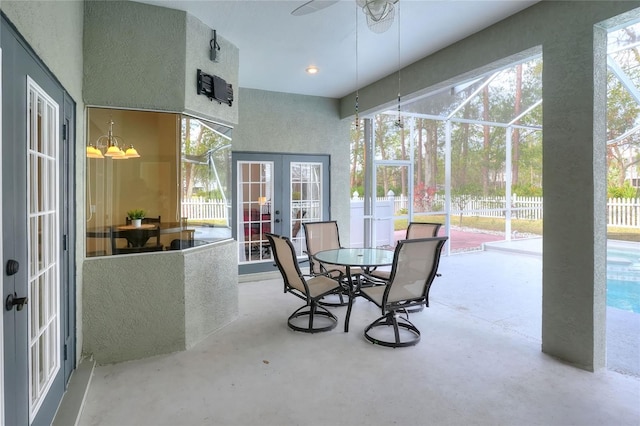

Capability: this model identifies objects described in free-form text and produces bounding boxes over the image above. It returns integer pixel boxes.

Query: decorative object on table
[86,119,141,159]
[126,209,146,228]
[359,236,447,348]
[266,233,344,333]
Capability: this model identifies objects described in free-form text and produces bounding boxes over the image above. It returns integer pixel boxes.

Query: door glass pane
[26,78,60,420]
[375,164,409,248]
[291,162,322,255]
[237,161,273,263]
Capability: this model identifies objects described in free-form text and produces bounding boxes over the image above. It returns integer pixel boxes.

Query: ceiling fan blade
[291,0,339,16]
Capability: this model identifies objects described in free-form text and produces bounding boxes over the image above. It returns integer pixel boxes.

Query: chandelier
[86,120,140,159]
[356,0,398,34]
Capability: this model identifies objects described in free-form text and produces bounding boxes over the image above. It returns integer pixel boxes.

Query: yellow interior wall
[86,108,180,254]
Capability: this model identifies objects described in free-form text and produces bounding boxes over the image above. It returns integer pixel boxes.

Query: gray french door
[2,15,75,426]
[233,152,330,274]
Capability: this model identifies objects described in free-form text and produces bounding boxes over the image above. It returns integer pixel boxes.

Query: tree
[181,118,230,200]
[350,120,363,191]
[349,56,543,205]
[607,24,640,189]
[512,64,522,187]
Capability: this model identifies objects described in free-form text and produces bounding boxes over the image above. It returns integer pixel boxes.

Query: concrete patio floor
[482,237,639,377]
[73,241,640,426]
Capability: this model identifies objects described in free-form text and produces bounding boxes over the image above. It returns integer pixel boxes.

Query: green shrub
[608,182,637,198]
[512,184,543,197]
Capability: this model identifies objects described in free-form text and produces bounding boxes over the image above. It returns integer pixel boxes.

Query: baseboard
[52,357,95,426]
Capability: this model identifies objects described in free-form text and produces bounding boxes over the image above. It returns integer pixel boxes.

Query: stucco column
[541,23,608,371]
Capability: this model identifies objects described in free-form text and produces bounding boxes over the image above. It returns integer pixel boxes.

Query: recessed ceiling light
[306,66,319,75]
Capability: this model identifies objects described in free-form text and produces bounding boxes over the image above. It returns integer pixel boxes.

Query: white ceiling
[137,0,539,98]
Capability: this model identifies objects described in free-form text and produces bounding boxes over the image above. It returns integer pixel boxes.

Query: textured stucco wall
[234,88,352,241]
[83,0,187,111]
[83,1,239,125]
[541,18,608,371]
[83,241,238,364]
[83,252,186,364]
[80,1,242,364]
[184,240,238,348]
[184,13,239,126]
[338,0,640,371]
[1,0,84,103]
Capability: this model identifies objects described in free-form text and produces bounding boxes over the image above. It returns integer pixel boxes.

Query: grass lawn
[188,219,227,226]
[607,227,640,242]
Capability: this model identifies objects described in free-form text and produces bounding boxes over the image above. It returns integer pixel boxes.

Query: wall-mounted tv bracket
[197,69,233,107]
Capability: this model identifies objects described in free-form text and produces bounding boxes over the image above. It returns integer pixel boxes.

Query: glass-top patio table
[313,248,394,332]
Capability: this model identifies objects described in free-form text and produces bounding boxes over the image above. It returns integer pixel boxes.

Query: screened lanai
[350,24,640,376]
[354,21,640,259]
[352,55,543,254]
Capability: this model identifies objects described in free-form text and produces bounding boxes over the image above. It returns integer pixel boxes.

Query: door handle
[5,293,28,312]
[275,219,281,223]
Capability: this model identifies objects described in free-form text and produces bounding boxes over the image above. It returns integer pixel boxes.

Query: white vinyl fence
[182,196,640,228]
[182,198,228,220]
[351,194,545,220]
[608,197,640,227]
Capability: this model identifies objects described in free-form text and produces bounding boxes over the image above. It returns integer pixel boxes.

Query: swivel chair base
[319,291,350,307]
[288,304,338,333]
[364,313,421,347]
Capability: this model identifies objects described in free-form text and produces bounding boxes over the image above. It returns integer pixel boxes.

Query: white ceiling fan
[292,0,400,34]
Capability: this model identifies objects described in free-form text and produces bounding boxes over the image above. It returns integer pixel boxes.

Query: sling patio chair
[266,233,345,333]
[368,221,444,311]
[302,220,362,306]
[370,221,443,280]
[406,221,442,239]
[359,236,447,347]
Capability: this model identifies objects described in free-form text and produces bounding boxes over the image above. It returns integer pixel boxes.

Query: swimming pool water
[607,247,640,313]
[607,279,640,313]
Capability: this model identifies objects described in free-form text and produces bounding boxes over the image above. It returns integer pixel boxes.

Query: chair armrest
[359,272,388,286]
[303,268,343,280]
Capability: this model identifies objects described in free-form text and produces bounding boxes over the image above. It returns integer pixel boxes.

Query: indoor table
[114,224,158,247]
[87,222,195,250]
[313,247,394,332]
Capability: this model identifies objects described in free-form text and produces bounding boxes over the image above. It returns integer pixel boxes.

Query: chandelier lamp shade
[86,120,141,159]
